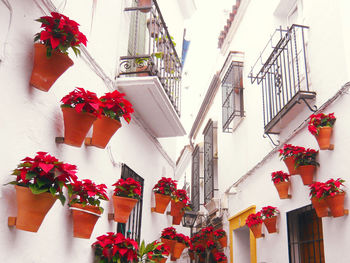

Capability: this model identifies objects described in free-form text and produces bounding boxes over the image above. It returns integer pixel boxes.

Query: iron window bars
[117,164,144,243]
[191,145,200,212]
[249,24,316,135]
[119,0,182,116]
[203,120,214,204]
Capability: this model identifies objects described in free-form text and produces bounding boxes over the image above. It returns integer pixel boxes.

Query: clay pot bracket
[8,217,17,226]
[55,137,65,144]
[324,209,349,217]
[281,194,292,199]
[324,144,334,150]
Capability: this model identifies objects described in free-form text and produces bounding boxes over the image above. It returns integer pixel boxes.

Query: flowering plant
[309,178,345,200]
[207,240,216,250]
[279,144,304,160]
[99,90,134,123]
[214,252,227,262]
[34,12,87,57]
[9,151,77,205]
[92,232,138,263]
[245,212,263,227]
[161,227,177,240]
[147,241,169,260]
[172,189,190,204]
[260,206,279,219]
[271,171,290,183]
[308,113,336,136]
[112,178,142,200]
[213,229,226,239]
[190,233,202,245]
[295,148,319,167]
[68,179,109,213]
[153,177,177,196]
[61,88,101,117]
[175,233,190,246]
[194,244,205,254]
[202,226,214,236]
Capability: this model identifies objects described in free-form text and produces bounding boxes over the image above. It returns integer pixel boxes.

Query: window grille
[191,145,200,212]
[203,120,214,204]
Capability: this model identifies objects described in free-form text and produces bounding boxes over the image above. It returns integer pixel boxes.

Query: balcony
[249,24,316,134]
[117,0,185,138]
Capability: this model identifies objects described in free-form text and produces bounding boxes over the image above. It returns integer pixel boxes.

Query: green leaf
[36,177,47,188]
[66,184,73,196]
[29,185,48,195]
[58,194,66,206]
[25,171,37,180]
[49,186,56,196]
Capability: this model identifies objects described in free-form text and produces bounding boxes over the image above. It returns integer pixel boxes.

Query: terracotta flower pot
[112,196,138,223]
[263,216,277,233]
[138,0,152,12]
[283,156,299,175]
[217,235,227,248]
[274,181,290,199]
[15,185,57,232]
[86,115,122,148]
[170,199,185,216]
[71,203,101,239]
[311,197,329,217]
[172,242,186,259]
[136,65,150,76]
[172,211,184,225]
[249,223,263,238]
[299,165,315,185]
[315,126,332,150]
[61,107,97,147]
[154,258,167,263]
[154,193,171,213]
[161,238,175,255]
[30,43,74,92]
[326,192,346,217]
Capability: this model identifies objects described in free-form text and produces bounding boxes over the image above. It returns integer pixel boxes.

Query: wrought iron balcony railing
[249,24,316,135]
[119,0,182,116]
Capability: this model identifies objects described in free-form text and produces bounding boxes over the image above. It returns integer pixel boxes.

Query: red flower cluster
[271,171,290,183]
[213,229,226,239]
[100,90,134,123]
[279,144,304,160]
[175,233,190,246]
[153,177,177,196]
[202,226,214,235]
[294,148,319,167]
[112,178,142,200]
[214,252,227,262]
[309,178,345,200]
[61,88,101,117]
[161,227,177,239]
[194,244,205,254]
[190,232,203,245]
[172,189,190,204]
[207,240,216,250]
[245,212,263,227]
[68,179,109,212]
[308,113,336,136]
[147,241,170,260]
[93,232,138,263]
[10,151,77,205]
[260,206,279,219]
[34,12,87,57]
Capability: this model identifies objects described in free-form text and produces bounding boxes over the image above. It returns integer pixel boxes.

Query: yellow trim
[228,205,257,263]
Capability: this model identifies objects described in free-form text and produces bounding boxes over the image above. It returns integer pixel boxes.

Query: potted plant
[31,12,87,92]
[271,171,291,199]
[194,244,206,263]
[308,113,336,149]
[85,90,134,148]
[261,206,279,234]
[324,178,346,217]
[60,88,101,147]
[137,0,152,13]
[214,252,228,263]
[309,181,330,217]
[152,177,177,213]
[172,233,190,259]
[160,227,177,255]
[207,240,217,256]
[202,226,214,242]
[172,203,191,225]
[245,212,263,238]
[93,232,138,263]
[68,179,109,239]
[213,229,227,248]
[112,178,141,223]
[147,241,170,263]
[171,189,189,216]
[279,144,304,175]
[8,151,77,232]
[295,148,319,185]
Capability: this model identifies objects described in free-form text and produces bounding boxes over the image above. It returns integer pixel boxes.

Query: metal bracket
[299,98,318,112]
[263,133,280,146]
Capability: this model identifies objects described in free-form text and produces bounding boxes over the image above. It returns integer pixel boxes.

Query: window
[191,145,200,212]
[222,60,244,132]
[287,205,325,263]
[117,164,144,243]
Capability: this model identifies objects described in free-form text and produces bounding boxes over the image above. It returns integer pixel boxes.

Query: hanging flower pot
[299,165,316,185]
[249,223,263,238]
[30,43,74,92]
[161,238,176,255]
[308,113,336,150]
[283,156,299,175]
[213,229,227,248]
[172,242,186,259]
[315,127,333,150]
[170,199,185,216]
[274,181,291,199]
[311,197,329,217]
[153,177,177,213]
[138,0,152,12]
[154,193,171,213]
[263,216,277,233]
[172,211,184,225]
[326,192,346,217]
[279,144,305,175]
[218,235,227,248]
[246,212,263,238]
[14,185,57,232]
[261,206,279,234]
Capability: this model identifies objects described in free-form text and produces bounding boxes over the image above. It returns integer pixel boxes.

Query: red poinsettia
[194,244,205,254]
[99,90,134,123]
[34,12,87,57]
[207,240,216,250]
[308,113,336,136]
[161,227,177,240]
[213,229,226,239]
[172,189,190,204]
[175,233,190,246]
[68,179,109,213]
[295,148,319,167]
[309,178,345,200]
[214,252,227,262]
[153,177,177,196]
[9,151,78,205]
[271,171,290,183]
[147,241,170,260]
[202,226,214,236]
[245,212,263,227]
[112,178,142,200]
[260,206,279,219]
[61,87,101,117]
[279,144,305,160]
[93,232,138,263]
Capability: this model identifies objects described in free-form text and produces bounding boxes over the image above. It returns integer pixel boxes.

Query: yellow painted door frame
[228,205,257,263]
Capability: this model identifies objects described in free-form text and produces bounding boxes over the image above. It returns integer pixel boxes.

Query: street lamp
[182,211,198,228]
